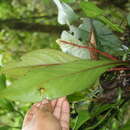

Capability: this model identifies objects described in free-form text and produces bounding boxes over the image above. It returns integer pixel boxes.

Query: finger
[53,97,66,120]
[51,99,57,109]
[60,100,70,130]
[42,99,49,105]
[41,99,52,112]
[34,102,42,107]
[22,105,38,128]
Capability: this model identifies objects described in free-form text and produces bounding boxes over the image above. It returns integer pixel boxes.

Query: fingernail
[35,102,41,107]
[42,99,49,105]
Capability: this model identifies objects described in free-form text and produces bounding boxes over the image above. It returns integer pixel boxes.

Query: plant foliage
[0,0,130,130]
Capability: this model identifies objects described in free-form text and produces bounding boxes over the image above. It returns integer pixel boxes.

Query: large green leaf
[80,2,123,32]
[0,60,122,102]
[53,0,78,25]
[3,49,79,78]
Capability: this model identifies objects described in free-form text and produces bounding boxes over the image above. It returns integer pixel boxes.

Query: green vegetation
[0,0,130,129]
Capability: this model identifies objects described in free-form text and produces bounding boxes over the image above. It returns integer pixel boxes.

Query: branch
[0,18,68,34]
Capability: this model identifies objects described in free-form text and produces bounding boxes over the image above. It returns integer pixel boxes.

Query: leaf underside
[2,49,79,78]
[0,60,122,102]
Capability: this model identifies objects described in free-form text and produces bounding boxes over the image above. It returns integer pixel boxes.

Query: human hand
[22,97,70,130]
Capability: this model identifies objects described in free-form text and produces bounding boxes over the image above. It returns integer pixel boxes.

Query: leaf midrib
[37,61,122,87]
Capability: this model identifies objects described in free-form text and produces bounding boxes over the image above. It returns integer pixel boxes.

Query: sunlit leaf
[80,1,103,18]
[3,49,79,78]
[0,60,122,102]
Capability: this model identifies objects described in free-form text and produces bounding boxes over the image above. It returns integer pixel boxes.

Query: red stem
[60,40,118,61]
[59,40,130,72]
[109,67,130,71]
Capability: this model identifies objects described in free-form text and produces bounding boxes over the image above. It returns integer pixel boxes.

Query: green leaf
[0,74,6,90]
[3,49,79,78]
[0,99,13,111]
[0,126,10,130]
[0,60,122,102]
[90,103,116,117]
[99,16,124,33]
[0,2,12,19]
[127,14,130,26]
[0,74,13,112]
[43,0,51,4]
[80,2,103,18]
[80,2,123,32]
[68,91,87,102]
[87,109,112,130]
[53,0,78,25]
[74,110,90,130]
[80,19,122,56]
